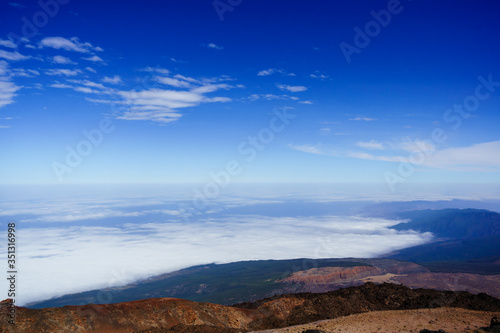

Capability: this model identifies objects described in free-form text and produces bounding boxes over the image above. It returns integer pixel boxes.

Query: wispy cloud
[276,84,307,92]
[45,69,83,76]
[110,78,234,123]
[155,76,191,88]
[39,37,103,53]
[102,75,123,84]
[349,116,377,121]
[47,65,237,123]
[0,49,30,61]
[170,58,186,63]
[141,66,170,75]
[0,61,20,109]
[82,55,105,63]
[12,68,40,77]
[257,68,295,76]
[247,93,298,101]
[356,140,384,150]
[310,73,329,79]
[51,55,77,65]
[348,140,500,171]
[423,141,500,170]
[288,144,332,155]
[207,43,223,50]
[0,39,17,48]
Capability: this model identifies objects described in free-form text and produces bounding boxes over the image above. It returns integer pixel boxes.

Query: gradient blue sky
[1,0,500,186]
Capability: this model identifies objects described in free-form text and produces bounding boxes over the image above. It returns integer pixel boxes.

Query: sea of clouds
[0,183,498,306]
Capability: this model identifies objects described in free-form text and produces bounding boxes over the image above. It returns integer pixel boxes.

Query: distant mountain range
[388,209,500,273]
[390,209,500,239]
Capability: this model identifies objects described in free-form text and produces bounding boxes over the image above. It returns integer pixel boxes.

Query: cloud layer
[2,214,431,306]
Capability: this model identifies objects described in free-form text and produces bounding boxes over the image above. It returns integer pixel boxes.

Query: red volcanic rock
[282,266,384,285]
[0,297,264,333]
[2,283,500,332]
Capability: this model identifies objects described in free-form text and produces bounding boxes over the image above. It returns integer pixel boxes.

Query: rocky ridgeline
[1,283,500,332]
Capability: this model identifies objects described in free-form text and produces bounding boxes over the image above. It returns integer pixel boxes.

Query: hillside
[3,283,500,332]
[28,258,430,309]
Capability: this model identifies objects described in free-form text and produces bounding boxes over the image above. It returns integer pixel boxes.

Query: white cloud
[173,74,198,83]
[141,67,170,75]
[170,58,184,63]
[190,83,231,94]
[85,67,97,73]
[0,49,30,61]
[348,140,500,171]
[207,43,223,50]
[349,117,377,121]
[51,79,115,95]
[82,55,104,63]
[45,69,82,76]
[357,140,384,150]
[0,39,17,48]
[289,144,328,155]
[257,68,295,76]
[277,84,307,92]
[310,73,328,79]
[0,61,20,109]
[39,37,103,53]
[258,68,279,76]
[156,76,191,88]
[348,151,404,162]
[100,72,237,123]
[72,79,106,89]
[299,100,313,104]
[12,68,40,77]
[50,83,73,89]
[423,141,500,170]
[51,55,77,65]
[102,75,123,84]
[114,82,233,123]
[119,89,204,110]
[248,93,299,101]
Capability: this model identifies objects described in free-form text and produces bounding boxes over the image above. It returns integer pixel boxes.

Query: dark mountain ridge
[391,209,500,239]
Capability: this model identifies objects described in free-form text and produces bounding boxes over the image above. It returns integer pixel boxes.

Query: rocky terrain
[282,265,383,285]
[3,283,500,332]
[252,307,500,333]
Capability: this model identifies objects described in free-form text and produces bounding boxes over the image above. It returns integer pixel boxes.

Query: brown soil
[251,307,500,333]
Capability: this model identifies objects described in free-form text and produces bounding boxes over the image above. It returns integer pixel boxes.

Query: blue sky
[1,0,500,187]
